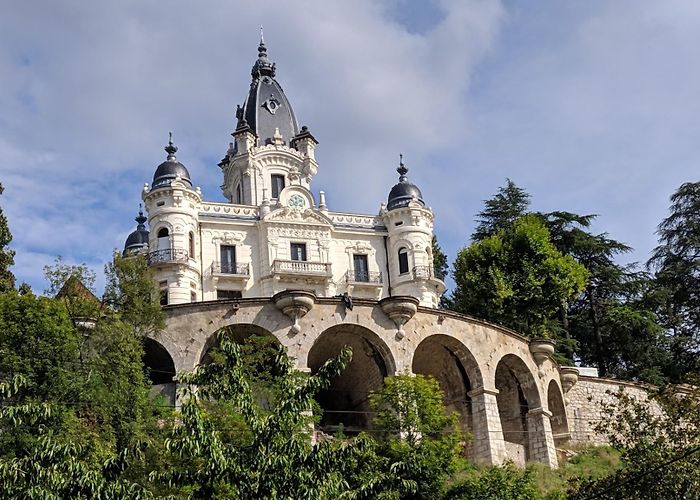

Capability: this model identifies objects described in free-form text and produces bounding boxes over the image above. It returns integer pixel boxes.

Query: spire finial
[397,153,408,181]
[135,203,147,228]
[260,25,264,45]
[252,28,275,78]
[165,132,178,159]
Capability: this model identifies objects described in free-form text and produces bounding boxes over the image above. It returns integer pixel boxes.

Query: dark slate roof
[235,38,299,147]
[123,208,149,256]
[387,158,425,210]
[152,138,192,189]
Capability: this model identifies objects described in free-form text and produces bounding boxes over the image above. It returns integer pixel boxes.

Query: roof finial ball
[397,153,408,181]
[165,131,178,160]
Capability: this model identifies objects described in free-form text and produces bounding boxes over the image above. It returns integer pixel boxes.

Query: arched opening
[495,355,541,465]
[308,325,395,434]
[200,324,282,410]
[412,335,482,443]
[143,338,176,406]
[547,380,569,445]
[157,227,170,251]
[188,232,195,259]
[398,247,409,275]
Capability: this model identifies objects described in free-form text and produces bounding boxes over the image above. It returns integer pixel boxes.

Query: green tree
[569,384,700,499]
[432,235,449,282]
[648,181,700,381]
[0,182,16,292]
[453,215,588,338]
[472,179,530,242]
[369,374,460,500]
[445,463,543,500]
[149,336,406,498]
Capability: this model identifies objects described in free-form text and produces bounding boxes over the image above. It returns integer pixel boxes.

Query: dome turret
[123,206,149,256]
[152,133,192,189]
[235,32,299,148]
[387,155,425,210]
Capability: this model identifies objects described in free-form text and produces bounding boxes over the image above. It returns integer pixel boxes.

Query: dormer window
[271,174,285,198]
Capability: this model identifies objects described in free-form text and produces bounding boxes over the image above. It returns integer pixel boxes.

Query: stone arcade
[123,37,640,468]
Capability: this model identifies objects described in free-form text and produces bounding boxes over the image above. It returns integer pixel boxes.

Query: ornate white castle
[122,38,645,469]
[124,36,444,309]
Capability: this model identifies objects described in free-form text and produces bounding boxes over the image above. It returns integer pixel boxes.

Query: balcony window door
[271,174,285,198]
[157,228,170,251]
[353,254,369,282]
[290,243,307,262]
[220,245,237,274]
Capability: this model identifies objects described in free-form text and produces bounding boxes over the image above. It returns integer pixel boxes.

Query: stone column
[468,387,506,465]
[527,407,558,468]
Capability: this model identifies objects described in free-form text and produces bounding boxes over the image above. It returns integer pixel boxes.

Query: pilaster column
[527,407,558,468]
[468,387,506,465]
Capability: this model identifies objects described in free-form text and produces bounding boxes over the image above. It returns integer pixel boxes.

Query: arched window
[398,247,409,275]
[189,232,195,258]
[157,228,170,251]
[235,182,243,204]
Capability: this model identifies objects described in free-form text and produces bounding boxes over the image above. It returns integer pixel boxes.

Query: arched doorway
[143,338,176,406]
[495,354,541,465]
[307,325,395,434]
[412,335,482,444]
[200,324,282,410]
[547,380,569,445]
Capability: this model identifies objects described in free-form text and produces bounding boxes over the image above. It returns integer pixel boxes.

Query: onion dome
[387,155,425,210]
[235,31,299,147]
[152,133,192,189]
[123,206,149,256]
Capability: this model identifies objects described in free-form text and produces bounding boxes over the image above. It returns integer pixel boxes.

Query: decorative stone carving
[379,296,419,340]
[529,339,555,376]
[272,290,316,335]
[560,367,579,393]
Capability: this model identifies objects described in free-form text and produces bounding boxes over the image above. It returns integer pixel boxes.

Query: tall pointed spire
[252,27,276,78]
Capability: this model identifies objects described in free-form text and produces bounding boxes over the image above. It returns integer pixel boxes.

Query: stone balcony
[271,259,332,283]
[147,248,189,266]
[210,261,250,284]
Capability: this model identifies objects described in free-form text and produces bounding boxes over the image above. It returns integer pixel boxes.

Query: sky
[1,0,699,294]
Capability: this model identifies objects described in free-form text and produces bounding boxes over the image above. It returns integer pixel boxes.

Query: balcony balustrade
[412,265,437,280]
[345,270,383,285]
[271,259,332,278]
[147,248,189,266]
[212,262,250,276]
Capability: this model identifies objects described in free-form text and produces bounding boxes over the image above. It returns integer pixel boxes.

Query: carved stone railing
[271,260,332,277]
[212,262,250,276]
[412,265,436,280]
[147,248,189,266]
[345,270,383,285]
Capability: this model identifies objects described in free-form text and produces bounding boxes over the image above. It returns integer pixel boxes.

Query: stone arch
[495,354,541,464]
[308,324,395,434]
[199,323,278,366]
[143,338,176,406]
[547,379,569,445]
[412,334,483,437]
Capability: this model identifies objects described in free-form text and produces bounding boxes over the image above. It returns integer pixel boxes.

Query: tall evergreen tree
[0,182,16,292]
[472,179,530,241]
[432,235,448,281]
[648,181,700,381]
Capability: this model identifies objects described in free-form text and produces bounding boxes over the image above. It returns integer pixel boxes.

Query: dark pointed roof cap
[123,205,150,256]
[387,154,425,210]
[152,133,192,189]
[236,33,299,147]
[251,28,276,78]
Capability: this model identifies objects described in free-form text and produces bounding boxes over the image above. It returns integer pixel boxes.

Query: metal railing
[212,262,250,276]
[412,265,436,280]
[345,270,383,284]
[272,259,332,276]
[147,248,189,265]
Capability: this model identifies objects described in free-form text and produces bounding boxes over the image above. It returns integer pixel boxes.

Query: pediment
[263,206,333,226]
